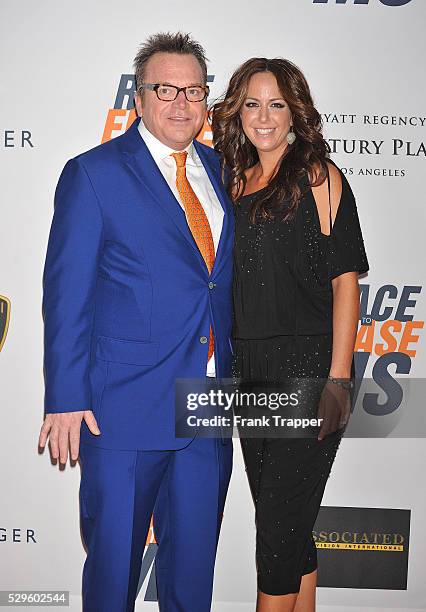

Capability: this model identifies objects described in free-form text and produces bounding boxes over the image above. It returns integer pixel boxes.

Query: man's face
[135,52,207,150]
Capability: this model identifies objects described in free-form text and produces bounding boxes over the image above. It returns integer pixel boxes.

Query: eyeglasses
[138,83,209,102]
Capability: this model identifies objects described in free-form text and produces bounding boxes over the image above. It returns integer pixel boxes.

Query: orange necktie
[171,151,215,361]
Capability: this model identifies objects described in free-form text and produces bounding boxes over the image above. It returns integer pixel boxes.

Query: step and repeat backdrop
[1,1,425,610]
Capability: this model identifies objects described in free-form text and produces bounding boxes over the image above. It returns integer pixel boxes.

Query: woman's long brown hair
[211,57,330,223]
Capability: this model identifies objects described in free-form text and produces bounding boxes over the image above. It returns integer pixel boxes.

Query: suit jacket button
[208,282,215,289]
[200,336,208,344]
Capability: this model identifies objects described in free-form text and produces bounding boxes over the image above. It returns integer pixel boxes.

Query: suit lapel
[121,120,205,266]
[119,119,231,276]
[194,140,231,276]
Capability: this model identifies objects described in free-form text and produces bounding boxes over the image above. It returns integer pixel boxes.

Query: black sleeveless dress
[233,169,369,595]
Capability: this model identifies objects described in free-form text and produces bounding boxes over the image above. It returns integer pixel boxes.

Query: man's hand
[38,411,101,464]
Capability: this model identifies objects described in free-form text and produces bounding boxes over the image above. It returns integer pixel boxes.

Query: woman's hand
[317,379,351,440]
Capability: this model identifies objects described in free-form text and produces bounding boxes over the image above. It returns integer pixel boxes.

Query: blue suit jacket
[43,118,234,450]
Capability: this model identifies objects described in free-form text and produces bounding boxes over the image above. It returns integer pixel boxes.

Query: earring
[240,132,246,145]
[286,128,296,145]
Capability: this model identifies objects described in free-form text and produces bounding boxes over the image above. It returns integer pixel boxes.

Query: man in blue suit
[39,32,233,611]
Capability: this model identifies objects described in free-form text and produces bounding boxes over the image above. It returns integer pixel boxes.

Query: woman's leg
[256,568,316,612]
[245,433,341,609]
[294,569,317,611]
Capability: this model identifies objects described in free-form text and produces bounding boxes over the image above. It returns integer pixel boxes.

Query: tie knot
[171,151,188,168]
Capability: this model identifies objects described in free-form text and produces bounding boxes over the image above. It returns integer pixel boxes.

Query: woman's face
[240,71,292,156]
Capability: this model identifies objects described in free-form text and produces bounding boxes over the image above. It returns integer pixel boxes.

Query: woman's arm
[311,162,362,377]
[329,272,360,378]
[318,272,359,439]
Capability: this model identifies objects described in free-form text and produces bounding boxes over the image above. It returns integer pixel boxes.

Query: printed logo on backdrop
[314,507,410,589]
[321,112,426,178]
[352,284,424,430]
[2,130,33,149]
[102,74,215,146]
[0,295,11,352]
[356,284,423,374]
[313,0,413,6]
[0,527,36,543]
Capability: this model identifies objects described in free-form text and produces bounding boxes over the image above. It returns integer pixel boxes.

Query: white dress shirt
[138,119,224,377]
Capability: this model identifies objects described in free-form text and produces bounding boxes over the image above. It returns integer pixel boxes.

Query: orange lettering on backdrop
[102,109,126,143]
[355,319,423,356]
[399,320,424,357]
[145,516,157,545]
[126,109,137,130]
[375,320,401,356]
[102,109,135,143]
[355,321,375,353]
[196,113,213,148]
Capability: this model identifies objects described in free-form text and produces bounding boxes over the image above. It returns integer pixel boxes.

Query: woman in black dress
[212,58,368,611]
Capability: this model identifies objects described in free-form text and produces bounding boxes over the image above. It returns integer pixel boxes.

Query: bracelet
[327,376,354,391]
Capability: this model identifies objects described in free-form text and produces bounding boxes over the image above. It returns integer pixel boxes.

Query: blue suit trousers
[79,437,232,611]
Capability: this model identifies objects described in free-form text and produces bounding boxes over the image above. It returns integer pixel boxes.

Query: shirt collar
[138,118,200,166]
